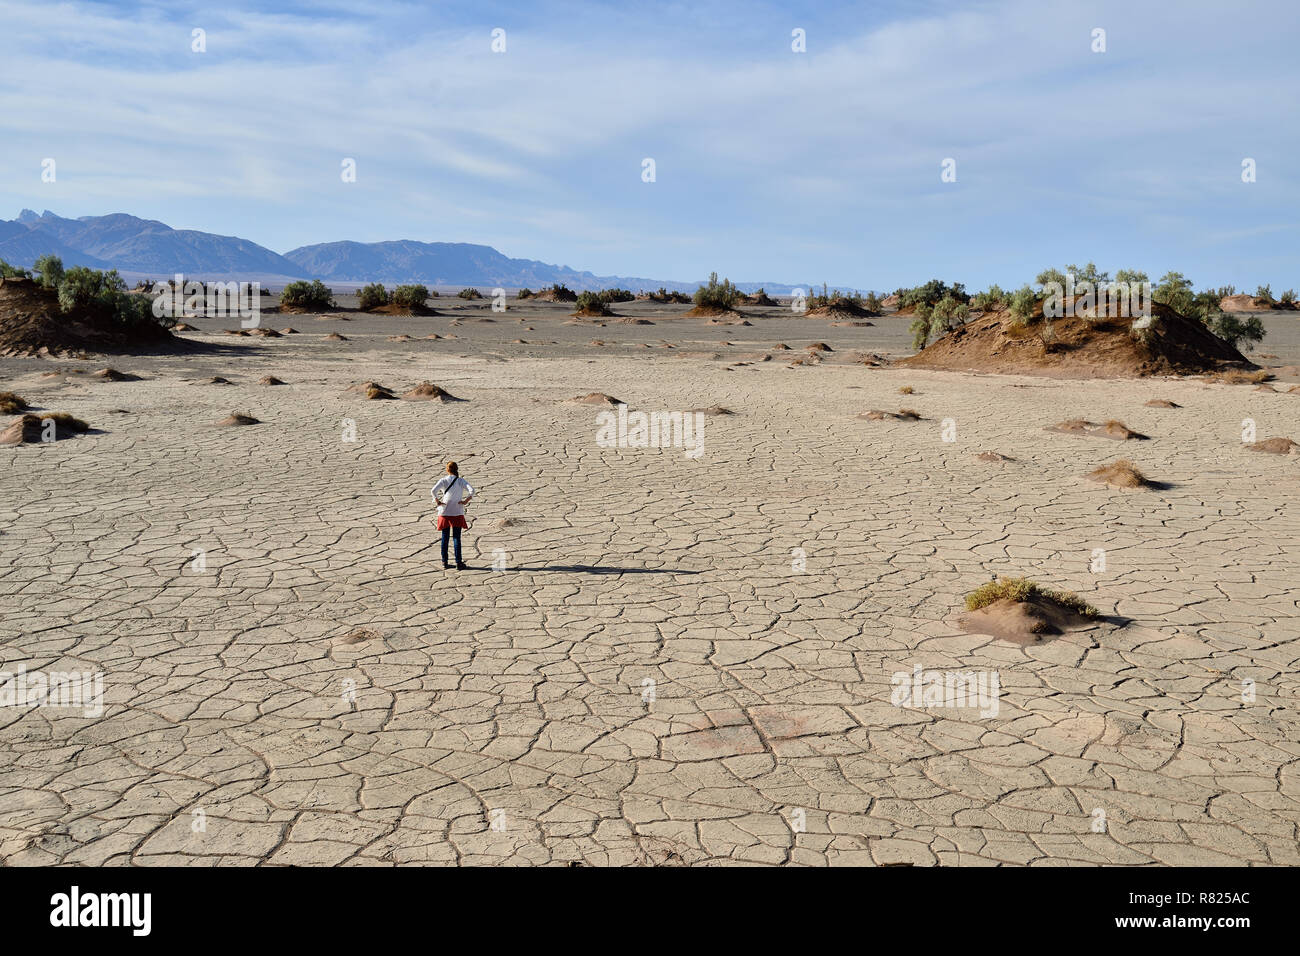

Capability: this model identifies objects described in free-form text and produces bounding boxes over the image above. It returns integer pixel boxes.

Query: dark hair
[447,461,458,475]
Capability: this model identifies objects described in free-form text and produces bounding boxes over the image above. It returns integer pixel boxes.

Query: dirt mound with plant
[533,287,578,303]
[901,302,1253,378]
[683,305,744,318]
[741,291,778,307]
[402,382,460,402]
[1046,418,1147,440]
[806,299,877,319]
[569,392,623,406]
[959,577,1101,645]
[1087,459,1155,489]
[0,411,91,445]
[0,276,174,356]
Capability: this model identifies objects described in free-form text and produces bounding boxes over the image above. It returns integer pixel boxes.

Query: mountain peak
[17,208,41,223]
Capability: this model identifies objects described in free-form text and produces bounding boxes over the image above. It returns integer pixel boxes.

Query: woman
[431,461,475,570]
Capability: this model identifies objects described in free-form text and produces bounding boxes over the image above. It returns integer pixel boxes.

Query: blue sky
[1,0,1297,289]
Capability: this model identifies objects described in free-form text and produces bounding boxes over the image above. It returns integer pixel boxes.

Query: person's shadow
[512,564,700,575]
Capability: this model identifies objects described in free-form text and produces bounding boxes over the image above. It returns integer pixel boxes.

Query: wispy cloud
[1,0,1296,288]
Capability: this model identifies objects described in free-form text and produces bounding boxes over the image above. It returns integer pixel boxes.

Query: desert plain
[2,295,1298,866]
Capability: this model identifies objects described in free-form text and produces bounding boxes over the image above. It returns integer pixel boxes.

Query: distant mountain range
[0,210,807,294]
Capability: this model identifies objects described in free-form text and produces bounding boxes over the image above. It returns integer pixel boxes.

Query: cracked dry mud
[2,307,1299,866]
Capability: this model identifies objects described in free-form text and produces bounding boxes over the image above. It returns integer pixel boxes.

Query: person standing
[432,461,475,570]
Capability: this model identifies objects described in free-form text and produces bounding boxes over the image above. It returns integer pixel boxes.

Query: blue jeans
[441,526,463,565]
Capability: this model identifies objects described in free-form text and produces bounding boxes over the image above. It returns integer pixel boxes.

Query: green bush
[34,254,64,289]
[0,258,31,279]
[457,287,483,300]
[693,272,741,310]
[1211,314,1265,350]
[970,284,1006,311]
[1255,284,1274,303]
[597,288,635,304]
[49,264,171,331]
[1008,285,1040,323]
[575,291,612,315]
[391,284,429,309]
[281,279,335,310]
[1280,289,1296,305]
[517,288,534,299]
[899,279,967,310]
[358,283,389,310]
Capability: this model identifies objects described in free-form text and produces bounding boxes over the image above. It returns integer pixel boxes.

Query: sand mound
[806,299,877,319]
[0,391,28,414]
[1212,369,1271,385]
[250,328,281,338]
[569,392,623,406]
[496,517,523,528]
[388,334,412,342]
[1087,459,1151,488]
[688,406,735,416]
[959,577,1100,644]
[740,291,778,307]
[259,376,287,386]
[615,317,654,325]
[173,323,198,332]
[1047,418,1147,440]
[216,413,260,427]
[573,306,616,318]
[224,329,250,336]
[589,339,606,346]
[805,342,833,352]
[771,343,790,350]
[1145,399,1180,408]
[975,451,1013,462]
[337,627,381,645]
[93,367,139,381]
[831,320,874,327]
[279,327,299,334]
[0,276,175,356]
[1246,437,1297,454]
[324,332,348,341]
[369,303,436,317]
[346,381,397,400]
[859,408,922,421]
[0,411,90,445]
[534,287,578,303]
[684,305,744,319]
[206,376,233,385]
[402,382,459,402]
[902,301,1254,378]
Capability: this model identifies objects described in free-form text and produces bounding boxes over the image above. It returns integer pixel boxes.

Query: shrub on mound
[358,283,389,310]
[280,279,334,311]
[965,578,1098,617]
[457,287,483,300]
[694,272,741,311]
[574,291,614,316]
[391,284,429,309]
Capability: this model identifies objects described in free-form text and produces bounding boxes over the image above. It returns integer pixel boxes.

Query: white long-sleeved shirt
[432,474,475,517]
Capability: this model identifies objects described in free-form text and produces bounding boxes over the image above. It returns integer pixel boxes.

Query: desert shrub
[575,291,613,315]
[517,288,534,299]
[1255,284,1274,304]
[597,288,635,304]
[1211,285,1237,298]
[52,265,170,330]
[1008,285,1040,324]
[899,279,967,311]
[457,287,483,299]
[280,279,335,310]
[391,284,429,309]
[1153,272,1194,315]
[0,258,31,279]
[693,272,741,310]
[926,296,970,341]
[964,577,1098,616]
[1211,314,1266,350]
[57,265,126,312]
[1280,289,1296,305]
[863,291,883,312]
[910,301,935,349]
[34,254,64,289]
[358,283,389,310]
[1114,268,1149,286]
[970,285,1007,311]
